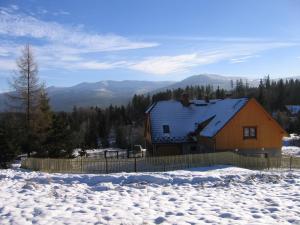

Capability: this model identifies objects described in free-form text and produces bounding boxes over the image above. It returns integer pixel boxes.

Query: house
[144,96,287,157]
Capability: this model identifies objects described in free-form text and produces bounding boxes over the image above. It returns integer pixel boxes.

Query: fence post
[81,157,83,173]
[290,156,292,171]
[134,157,137,172]
[105,157,108,174]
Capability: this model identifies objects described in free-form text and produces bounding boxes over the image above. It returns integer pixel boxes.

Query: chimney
[181,93,190,107]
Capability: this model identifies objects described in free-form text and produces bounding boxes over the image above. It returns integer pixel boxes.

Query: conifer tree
[33,86,53,156]
[216,86,221,99]
[46,113,74,158]
[257,79,265,106]
[0,115,20,168]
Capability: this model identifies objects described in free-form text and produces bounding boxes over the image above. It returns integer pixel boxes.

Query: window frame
[162,124,170,134]
[243,126,257,139]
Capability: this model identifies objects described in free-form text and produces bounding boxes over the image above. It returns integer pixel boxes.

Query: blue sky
[0,0,300,92]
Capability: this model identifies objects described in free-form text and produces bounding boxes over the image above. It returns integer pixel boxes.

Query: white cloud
[0,59,15,71]
[59,55,82,62]
[129,51,234,75]
[10,5,19,11]
[72,61,117,70]
[0,6,158,72]
[0,4,19,13]
[52,10,70,16]
[0,5,298,76]
[129,42,296,75]
[129,54,199,74]
[0,41,297,74]
[37,8,48,15]
[0,8,158,52]
[0,48,10,56]
[230,55,260,64]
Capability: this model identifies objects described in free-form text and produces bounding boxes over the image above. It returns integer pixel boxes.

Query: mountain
[0,80,174,112]
[48,80,175,111]
[1,74,298,112]
[156,74,250,91]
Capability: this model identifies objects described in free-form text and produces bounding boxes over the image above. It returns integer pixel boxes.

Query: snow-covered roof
[286,105,300,115]
[147,98,248,143]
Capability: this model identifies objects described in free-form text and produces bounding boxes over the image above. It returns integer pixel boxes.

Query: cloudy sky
[0,0,300,91]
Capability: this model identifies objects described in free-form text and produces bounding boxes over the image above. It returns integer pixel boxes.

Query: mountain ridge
[1,74,299,111]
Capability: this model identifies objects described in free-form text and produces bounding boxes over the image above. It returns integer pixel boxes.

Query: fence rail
[21,152,300,174]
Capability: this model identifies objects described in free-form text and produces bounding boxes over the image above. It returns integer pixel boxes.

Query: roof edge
[210,98,249,138]
[145,102,157,114]
[211,98,288,138]
[250,98,288,136]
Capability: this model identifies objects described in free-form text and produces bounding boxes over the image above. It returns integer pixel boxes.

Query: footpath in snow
[0,165,299,225]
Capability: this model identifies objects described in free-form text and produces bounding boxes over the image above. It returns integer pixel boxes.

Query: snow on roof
[148,98,248,143]
[286,105,300,115]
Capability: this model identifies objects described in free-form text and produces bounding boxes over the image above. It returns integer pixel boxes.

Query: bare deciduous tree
[7,44,42,156]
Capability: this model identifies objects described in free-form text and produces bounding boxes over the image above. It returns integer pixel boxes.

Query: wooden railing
[21,152,300,174]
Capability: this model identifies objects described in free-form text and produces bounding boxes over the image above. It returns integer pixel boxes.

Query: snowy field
[282,146,300,157]
[73,148,128,158]
[283,134,300,143]
[283,134,300,157]
[0,166,300,225]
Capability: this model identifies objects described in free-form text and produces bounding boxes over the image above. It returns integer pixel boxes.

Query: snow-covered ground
[283,134,300,142]
[73,148,128,158]
[0,166,299,225]
[282,134,300,157]
[282,146,300,157]
[283,134,300,147]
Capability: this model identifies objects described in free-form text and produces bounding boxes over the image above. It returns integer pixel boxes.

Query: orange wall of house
[215,99,286,150]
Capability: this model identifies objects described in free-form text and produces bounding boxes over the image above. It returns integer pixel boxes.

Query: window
[243,127,257,139]
[190,146,197,152]
[163,125,170,134]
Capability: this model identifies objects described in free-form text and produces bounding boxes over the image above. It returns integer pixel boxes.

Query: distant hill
[1,74,298,111]
[154,74,300,93]
[47,80,174,111]
[156,74,250,91]
[0,80,173,112]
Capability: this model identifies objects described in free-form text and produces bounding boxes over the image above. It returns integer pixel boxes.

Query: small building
[144,96,287,157]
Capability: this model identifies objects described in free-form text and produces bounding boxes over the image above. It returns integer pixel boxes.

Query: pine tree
[46,113,74,158]
[265,75,271,89]
[0,127,14,168]
[0,115,20,168]
[276,79,285,111]
[230,80,234,90]
[257,79,265,106]
[33,86,53,156]
[115,126,128,149]
[84,114,98,148]
[216,87,225,99]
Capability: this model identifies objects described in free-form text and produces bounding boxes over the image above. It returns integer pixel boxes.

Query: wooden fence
[21,152,300,174]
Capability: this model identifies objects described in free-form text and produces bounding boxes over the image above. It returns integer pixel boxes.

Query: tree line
[1,45,300,167]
